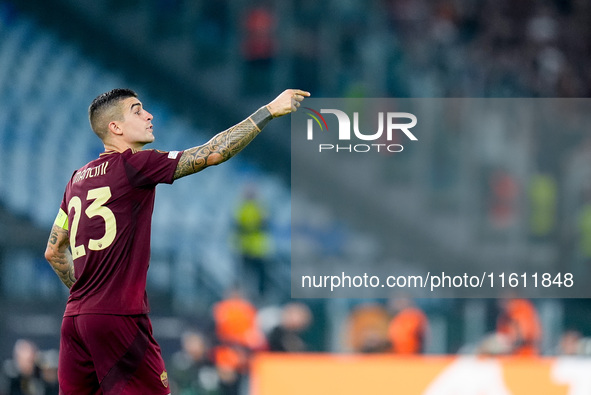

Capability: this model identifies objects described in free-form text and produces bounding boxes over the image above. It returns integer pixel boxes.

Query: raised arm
[173,89,310,180]
[44,223,76,289]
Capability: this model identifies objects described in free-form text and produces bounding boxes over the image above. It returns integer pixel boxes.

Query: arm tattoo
[49,229,58,245]
[48,250,76,289]
[174,106,273,179]
[45,224,76,289]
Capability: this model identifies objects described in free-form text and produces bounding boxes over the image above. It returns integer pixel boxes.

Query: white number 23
[68,186,117,259]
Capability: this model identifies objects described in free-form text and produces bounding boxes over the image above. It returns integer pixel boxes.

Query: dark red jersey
[59,148,182,316]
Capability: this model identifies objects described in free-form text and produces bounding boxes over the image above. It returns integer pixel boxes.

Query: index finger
[293,90,311,97]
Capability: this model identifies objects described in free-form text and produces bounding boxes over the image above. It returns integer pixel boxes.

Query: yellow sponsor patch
[53,208,69,230]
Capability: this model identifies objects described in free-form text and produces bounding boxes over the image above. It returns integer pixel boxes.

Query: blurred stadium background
[1,0,591,394]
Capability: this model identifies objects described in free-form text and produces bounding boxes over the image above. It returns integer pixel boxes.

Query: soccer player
[44,87,309,394]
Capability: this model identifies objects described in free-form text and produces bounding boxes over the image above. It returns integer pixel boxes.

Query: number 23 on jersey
[56,186,117,260]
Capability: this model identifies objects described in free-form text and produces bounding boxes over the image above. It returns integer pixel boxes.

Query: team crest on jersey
[160,371,169,388]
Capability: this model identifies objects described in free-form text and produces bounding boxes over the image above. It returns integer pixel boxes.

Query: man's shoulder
[122,149,182,166]
[137,148,181,158]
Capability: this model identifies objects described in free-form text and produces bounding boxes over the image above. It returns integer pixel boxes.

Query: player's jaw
[122,122,155,149]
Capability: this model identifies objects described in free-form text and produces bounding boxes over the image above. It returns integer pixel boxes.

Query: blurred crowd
[5,294,591,395]
[183,0,591,98]
[166,290,313,395]
[42,0,591,99]
[375,0,591,98]
[0,293,313,395]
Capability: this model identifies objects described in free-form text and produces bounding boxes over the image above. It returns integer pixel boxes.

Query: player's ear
[107,121,123,136]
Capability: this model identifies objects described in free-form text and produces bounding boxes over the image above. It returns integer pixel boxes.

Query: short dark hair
[88,88,138,139]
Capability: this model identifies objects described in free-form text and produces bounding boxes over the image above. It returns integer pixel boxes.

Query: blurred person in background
[528,172,558,243]
[37,350,59,395]
[576,191,591,274]
[267,302,312,352]
[477,332,514,356]
[1,339,43,395]
[345,303,390,353]
[233,185,272,299]
[169,331,220,395]
[212,288,266,395]
[487,169,520,232]
[387,298,429,355]
[496,297,542,356]
[241,5,277,94]
[43,88,309,394]
[557,330,583,356]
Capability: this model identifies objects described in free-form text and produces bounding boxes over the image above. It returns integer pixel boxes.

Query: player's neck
[103,140,146,153]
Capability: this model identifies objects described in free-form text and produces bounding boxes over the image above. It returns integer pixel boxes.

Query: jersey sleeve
[124,149,183,188]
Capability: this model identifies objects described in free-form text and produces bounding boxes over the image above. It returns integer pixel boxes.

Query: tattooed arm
[44,224,76,289]
[174,89,310,179]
